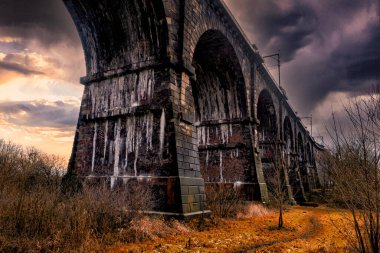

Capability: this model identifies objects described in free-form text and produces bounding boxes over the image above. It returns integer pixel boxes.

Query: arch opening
[192,30,247,123]
[191,30,249,186]
[257,89,277,162]
[306,143,312,164]
[283,116,293,166]
[297,132,309,194]
[297,133,305,162]
[305,142,315,190]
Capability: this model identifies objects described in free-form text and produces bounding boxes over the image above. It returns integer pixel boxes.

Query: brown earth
[106,205,354,253]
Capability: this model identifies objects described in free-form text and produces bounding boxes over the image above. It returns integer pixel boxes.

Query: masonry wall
[65,0,321,216]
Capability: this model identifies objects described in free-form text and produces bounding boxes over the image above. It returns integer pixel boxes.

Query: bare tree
[324,87,380,252]
[266,142,288,229]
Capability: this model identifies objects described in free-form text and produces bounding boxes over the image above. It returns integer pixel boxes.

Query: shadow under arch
[306,142,312,164]
[292,132,307,200]
[283,116,294,155]
[192,29,247,123]
[64,0,168,75]
[257,89,277,163]
[191,29,255,199]
[297,132,305,162]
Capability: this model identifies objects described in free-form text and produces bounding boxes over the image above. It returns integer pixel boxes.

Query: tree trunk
[278,205,283,229]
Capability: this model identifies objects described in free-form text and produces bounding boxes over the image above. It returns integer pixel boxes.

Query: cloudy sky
[0,0,379,161]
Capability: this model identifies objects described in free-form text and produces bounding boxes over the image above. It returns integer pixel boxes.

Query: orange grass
[107,206,353,253]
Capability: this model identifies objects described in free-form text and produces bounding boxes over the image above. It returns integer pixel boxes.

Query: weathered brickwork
[64,0,322,217]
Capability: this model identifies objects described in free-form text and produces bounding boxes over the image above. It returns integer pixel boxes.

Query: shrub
[205,183,243,218]
[237,203,273,219]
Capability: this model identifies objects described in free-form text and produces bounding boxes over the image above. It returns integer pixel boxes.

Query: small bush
[205,183,244,218]
[237,203,273,219]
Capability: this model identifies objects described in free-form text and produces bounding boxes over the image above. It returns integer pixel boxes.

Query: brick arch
[295,131,309,195]
[283,116,294,152]
[64,0,168,75]
[306,142,312,163]
[183,2,250,79]
[188,28,244,71]
[191,29,251,185]
[297,132,305,159]
[257,89,277,143]
[192,29,248,122]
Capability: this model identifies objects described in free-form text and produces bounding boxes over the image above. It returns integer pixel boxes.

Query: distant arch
[283,117,294,152]
[257,89,277,163]
[297,132,305,161]
[257,89,277,143]
[306,143,312,164]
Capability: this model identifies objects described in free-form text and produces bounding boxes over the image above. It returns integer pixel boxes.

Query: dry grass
[0,139,355,252]
[128,217,192,242]
[0,139,156,252]
[237,203,274,219]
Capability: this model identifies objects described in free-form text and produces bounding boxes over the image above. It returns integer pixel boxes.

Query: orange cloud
[0,69,20,84]
[0,124,75,162]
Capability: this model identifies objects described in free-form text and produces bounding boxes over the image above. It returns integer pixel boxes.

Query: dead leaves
[108,206,351,253]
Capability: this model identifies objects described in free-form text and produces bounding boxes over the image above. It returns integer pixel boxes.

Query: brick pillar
[169,70,209,216]
[67,66,209,218]
[249,121,269,203]
[283,166,296,204]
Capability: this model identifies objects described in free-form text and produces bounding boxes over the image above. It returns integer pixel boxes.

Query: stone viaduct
[64,0,323,218]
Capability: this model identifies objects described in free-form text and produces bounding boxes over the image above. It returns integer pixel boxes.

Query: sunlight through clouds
[0,0,378,162]
[0,0,85,161]
[0,99,80,160]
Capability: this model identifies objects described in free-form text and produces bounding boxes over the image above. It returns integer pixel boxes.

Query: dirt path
[108,206,352,253]
[249,206,352,253]
[238,215,322,252]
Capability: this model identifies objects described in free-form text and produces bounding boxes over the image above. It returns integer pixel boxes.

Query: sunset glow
[0,0,378,162]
